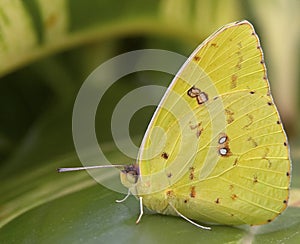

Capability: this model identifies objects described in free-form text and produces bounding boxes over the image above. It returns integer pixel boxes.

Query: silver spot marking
[219,148,228,156]
[196,92,208,104]
[187,87,200,97]
[187,86,208,105]
[218,136,227,144]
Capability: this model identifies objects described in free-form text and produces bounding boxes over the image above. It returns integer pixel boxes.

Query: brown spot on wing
[231,194,238,200]
[161,152,169,159]
[196,128,203,138]
[233,158,238,166]
[247,137,258,147]
[193,56,201,61]
[189,167,195,180]
[243,114,254,129]
[189,122,203,138]
[262,147,270,159]
[235,57,243,70]
[190,186,196,198]
[253,175,258,183]
[231,74,238,88]
[189,122,200,130]
[166,190,174,197]
[225,109,234,124]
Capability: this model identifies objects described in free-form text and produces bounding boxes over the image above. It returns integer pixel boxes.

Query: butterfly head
[120,164,140,189]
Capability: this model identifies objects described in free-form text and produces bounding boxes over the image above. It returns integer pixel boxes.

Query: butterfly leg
[169,203,211,230]
[115,189,131,203]
[136,197,144,224]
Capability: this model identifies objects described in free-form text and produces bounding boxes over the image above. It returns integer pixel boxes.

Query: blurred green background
[0,0,299,243]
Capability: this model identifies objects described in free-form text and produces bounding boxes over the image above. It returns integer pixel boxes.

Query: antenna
[57,165,124,173]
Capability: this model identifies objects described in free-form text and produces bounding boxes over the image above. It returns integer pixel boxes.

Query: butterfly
[58,20,291,230]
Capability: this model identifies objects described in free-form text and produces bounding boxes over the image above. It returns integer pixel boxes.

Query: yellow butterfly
[58,20,291,230]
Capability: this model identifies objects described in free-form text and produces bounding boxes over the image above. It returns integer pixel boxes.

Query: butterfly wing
[136,20,291,225]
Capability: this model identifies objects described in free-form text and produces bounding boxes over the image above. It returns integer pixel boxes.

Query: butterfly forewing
[136,20,291,225]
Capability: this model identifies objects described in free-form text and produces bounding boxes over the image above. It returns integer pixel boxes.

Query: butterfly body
[120,20,291,226]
